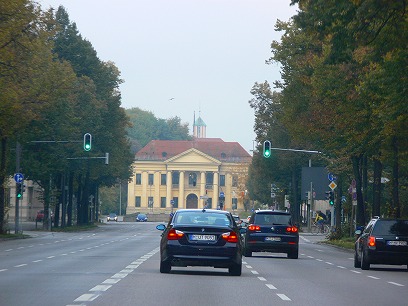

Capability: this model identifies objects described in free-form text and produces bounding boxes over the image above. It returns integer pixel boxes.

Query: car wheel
[361,250,370,270]
[354,251,361,268]
[287,249,299,259]
[160,259,171,273]
[243,246,252,257]
[229,263,242,276]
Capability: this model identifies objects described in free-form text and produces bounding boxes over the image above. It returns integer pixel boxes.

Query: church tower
[193,111,206,138]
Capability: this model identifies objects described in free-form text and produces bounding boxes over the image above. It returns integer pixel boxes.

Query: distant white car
[107,213,118,222]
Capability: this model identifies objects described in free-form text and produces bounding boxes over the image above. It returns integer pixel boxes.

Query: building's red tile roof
[135,138,252,162]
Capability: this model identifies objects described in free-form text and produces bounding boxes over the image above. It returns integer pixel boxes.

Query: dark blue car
[156,209,243,275]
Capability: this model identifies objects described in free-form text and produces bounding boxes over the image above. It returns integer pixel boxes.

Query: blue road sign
[219,192,225,197]
[328,173,337,182]
[14,173,24,183]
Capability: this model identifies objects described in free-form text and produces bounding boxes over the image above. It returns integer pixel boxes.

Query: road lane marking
[74,293,99,302]
[0,269,8,272]
[246,265,252,268]
[258,277,266,281]
[266,284,277,290]
[251,270,259,275]
[90,285,111,292]
[277,293,291,301]
[388,282,404,287]
[351,270,361,274]
[14,264,27,268]
[367,276,380,280]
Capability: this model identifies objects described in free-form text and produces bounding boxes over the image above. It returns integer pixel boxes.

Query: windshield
[254,213,291,225]
[174,211,231,226]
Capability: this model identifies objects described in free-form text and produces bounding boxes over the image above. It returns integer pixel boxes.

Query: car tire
[287,249,299,259]
[361,250,370,270]
[354,251,361,268]
[160,260,171,273]
[229,263,242,276]
[243,246,252,257]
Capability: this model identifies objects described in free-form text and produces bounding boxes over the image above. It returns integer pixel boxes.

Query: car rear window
[174,211,231,226]
[254,213,292,225]
[372,220,408,236]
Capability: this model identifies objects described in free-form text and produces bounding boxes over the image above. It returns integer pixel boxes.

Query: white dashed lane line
[68,247,160,306]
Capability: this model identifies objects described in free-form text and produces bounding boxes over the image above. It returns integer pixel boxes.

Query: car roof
[175,209,230,215]
[253,210,291,215]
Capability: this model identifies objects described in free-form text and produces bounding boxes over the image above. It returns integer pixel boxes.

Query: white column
[179,171,185,208]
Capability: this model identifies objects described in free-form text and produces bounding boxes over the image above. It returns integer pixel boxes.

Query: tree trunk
[372,157,382,217]
[392,136,400,218]
[352,155,365,227]
[0,136,7,234]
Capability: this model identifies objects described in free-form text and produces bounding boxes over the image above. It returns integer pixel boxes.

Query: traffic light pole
[15,142,21,234]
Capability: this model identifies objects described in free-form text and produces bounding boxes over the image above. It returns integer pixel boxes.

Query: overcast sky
[38,0,298,153]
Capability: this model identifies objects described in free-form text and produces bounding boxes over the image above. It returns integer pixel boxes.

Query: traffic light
[263,140,271,158]
[16,184,23,199]
[325,191,335,205]
[83,133,92,151]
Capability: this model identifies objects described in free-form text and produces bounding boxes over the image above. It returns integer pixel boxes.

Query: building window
[206,172,213,187]
[172,171,179,185]
[172,197,178,208]
[189,172,197,187]
[135,196,141,207]
[160,197,166,208]
[148,174,154,185]
[148,196,153,207]
[136,174,141,185]
[161,174,166,185]
[232,175,238,187]
[220,175,225,187]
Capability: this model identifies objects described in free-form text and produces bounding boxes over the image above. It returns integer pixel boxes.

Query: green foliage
[249,0,408,225]
[126,107,191,153]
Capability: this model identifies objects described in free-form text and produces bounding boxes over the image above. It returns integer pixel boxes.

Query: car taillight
[222,231,238,243]
[368,236,376,247]
[248,224,261,231]
[286,226,298,233]
[167,229,184,240]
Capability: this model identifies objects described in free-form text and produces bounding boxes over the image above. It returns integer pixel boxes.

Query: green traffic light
[84,133,92,151]
[263,140,271,158]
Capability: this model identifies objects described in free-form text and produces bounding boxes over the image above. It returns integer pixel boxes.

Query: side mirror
[156,224,166,231]
[239,227,247,234]
[355,229,362,236]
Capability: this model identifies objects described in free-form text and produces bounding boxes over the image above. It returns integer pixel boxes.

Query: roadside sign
[200,195,209,199]
[14,173,24,183]
[170,200,175,206]
[219,192,225,197]
[329,181,337,190]
[328,173,336,182]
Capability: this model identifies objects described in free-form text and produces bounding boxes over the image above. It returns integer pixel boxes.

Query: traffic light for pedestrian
[83,133,92,151]
[263,140,271,158]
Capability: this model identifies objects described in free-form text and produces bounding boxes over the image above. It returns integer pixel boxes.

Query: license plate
[189,234,216,241]
[387,241,407,246]
[265,237,281,242]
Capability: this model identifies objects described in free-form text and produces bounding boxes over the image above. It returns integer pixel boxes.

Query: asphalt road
[1,222,407,306]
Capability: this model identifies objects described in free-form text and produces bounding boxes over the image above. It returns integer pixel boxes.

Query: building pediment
[165,148,221,168]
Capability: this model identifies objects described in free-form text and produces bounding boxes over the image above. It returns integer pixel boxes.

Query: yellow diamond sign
[329,181,337,190]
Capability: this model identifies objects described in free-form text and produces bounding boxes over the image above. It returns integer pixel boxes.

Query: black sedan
[354,217,408,270]
[156,209,243,276]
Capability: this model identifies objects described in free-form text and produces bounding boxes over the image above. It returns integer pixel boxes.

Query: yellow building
[127,138,251,215]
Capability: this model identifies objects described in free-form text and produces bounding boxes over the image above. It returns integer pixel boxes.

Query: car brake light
[286,226,298,233]
[167,229,184,240]
[368,236,376,247]
[248,224,261,231]
[222,231,238,243]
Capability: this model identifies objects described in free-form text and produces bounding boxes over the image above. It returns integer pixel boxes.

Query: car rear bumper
[162,245,242,268]
[367,249,408,265]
